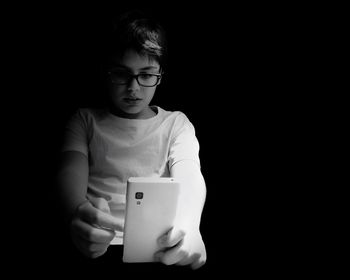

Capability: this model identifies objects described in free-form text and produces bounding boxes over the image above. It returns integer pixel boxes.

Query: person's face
[108,49,161,119]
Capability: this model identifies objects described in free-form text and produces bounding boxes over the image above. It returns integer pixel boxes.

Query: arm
[155,160,207,269]
[56,151,122,258]
[171,160,206,231]
[56,151,89,222]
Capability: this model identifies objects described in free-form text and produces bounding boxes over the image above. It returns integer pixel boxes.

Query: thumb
[158,227,185,248]
[86,195,123,232]
[87,194,111,214]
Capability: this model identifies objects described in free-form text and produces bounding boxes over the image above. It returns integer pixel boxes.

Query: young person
[56,10,207,270]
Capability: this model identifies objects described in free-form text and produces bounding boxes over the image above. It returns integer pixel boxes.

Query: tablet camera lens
[135,192,143,199]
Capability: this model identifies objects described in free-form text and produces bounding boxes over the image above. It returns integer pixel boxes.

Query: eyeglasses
[108,70,162,87]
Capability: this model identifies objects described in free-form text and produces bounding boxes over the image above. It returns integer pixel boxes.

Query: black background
[3,2,316,278]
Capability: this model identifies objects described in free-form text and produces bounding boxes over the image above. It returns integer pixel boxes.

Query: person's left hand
[154,226,207,270]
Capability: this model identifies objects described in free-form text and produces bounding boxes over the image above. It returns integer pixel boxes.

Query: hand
[70,197,123,258]
[155,226,207,270]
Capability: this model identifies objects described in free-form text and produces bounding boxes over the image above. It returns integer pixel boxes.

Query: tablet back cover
[122,177,180,263]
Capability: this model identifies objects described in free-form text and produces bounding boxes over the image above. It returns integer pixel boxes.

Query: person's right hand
[70,197,123,258]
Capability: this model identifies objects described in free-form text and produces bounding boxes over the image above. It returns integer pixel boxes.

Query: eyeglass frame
[107,70,163,87]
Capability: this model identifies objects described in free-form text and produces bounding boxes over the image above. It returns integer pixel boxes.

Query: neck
[109,106,156,119]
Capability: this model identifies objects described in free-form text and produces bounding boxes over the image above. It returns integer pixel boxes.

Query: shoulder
[157,106,192,124]
[66,108,110,134]
[156,106,196,134]
[73,107,109,122]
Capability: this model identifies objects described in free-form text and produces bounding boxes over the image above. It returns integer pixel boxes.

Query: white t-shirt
[62,106,200,243]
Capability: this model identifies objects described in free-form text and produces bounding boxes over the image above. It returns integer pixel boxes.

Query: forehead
[111,49,160,70]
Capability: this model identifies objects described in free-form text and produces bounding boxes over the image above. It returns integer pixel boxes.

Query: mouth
[123,97,142,105]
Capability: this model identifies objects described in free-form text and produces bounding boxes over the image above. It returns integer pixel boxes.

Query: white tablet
[122,177,180,263]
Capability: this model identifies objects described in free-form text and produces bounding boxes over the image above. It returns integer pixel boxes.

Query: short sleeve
[61,109,89,156]
[168,113,200,169]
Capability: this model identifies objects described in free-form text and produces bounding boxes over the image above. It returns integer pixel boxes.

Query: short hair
[105,10,168,71]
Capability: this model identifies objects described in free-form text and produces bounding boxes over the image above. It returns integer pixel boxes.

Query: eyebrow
[112,64,159,71]
[140,66,159,70]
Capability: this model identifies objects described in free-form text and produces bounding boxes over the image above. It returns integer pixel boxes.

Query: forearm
[171,161,207,230]
[56,151,89,223]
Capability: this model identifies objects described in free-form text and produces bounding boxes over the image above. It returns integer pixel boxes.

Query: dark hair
[105,10,168,71]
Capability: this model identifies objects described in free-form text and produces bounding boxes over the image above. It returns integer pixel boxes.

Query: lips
[124,97,142,105]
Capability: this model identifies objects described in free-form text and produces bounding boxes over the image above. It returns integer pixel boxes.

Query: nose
[127,76,140,91]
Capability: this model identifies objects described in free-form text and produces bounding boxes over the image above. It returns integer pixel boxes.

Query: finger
[72,218,116,244]
[95,213,124,232]
[156,240,189,266]
[176,254,197,266]
[75,235,109,253]
[91,249,108,259]
[72,234,108,258]
[176,253,205,269]
[78,202,124,232]
[87,195,111,214]
[158,228,185,248]
[191,255,206,270]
